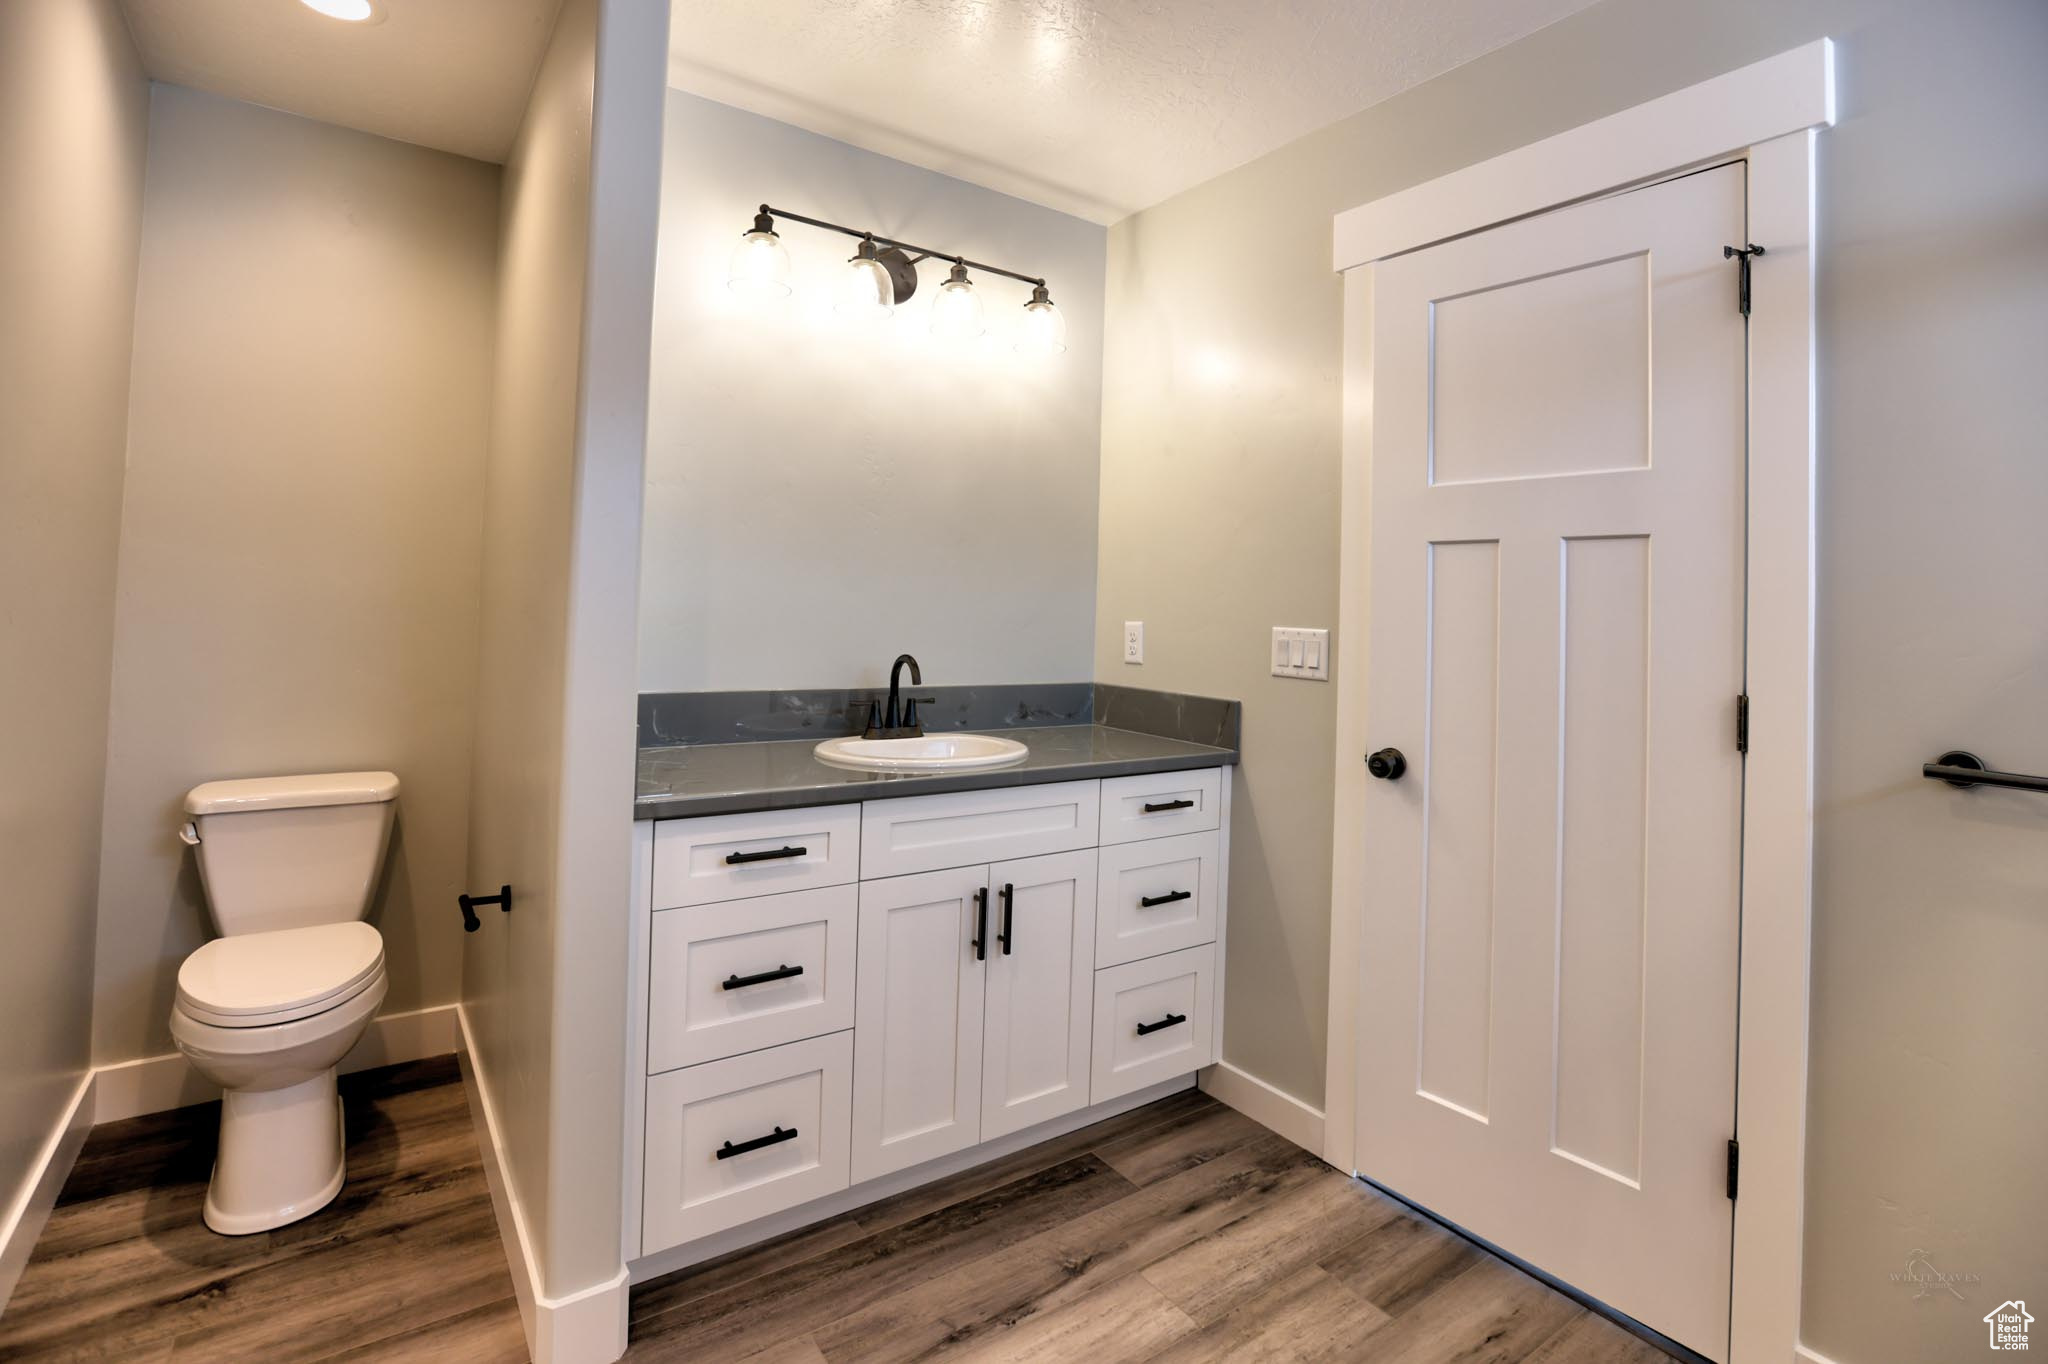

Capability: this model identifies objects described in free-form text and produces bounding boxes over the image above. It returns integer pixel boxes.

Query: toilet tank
[182,772,400,936]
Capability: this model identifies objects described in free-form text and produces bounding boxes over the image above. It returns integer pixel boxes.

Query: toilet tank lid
[185,771,400,815]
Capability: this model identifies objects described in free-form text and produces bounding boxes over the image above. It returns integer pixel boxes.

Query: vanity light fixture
[1016,283,1067,356]
[930,261,986,341]
[726,210,792,298]
[836,236,899,321]
[729,204,1061,352]
[300,0,377,20]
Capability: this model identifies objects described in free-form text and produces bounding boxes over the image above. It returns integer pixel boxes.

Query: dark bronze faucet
[863,654,935,739]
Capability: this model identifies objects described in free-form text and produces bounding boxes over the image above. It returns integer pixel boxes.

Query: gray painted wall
[639,90,1105,693]
[0,0,146,1275]
[91,85,500,1067]
[1093,2,2047,1360]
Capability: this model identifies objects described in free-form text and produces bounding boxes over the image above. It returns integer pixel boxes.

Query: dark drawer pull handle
[722,963,803,991]
[972,886,989,961]
[726,845,807,865]
[716,1126,798,1160]
[1142,798,1195,813]
[1136,1012,1188,1037]
[998,883,1014,955]
[1140,890,1192,908]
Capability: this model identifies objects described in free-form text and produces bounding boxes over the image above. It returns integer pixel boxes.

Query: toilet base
[203,1069,348,1235]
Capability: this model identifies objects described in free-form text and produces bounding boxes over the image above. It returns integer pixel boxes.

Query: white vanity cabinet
[630,764,1229,1264]
[851,847,1098,1183]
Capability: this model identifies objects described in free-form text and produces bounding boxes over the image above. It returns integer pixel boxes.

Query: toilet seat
[177,922,385,1028]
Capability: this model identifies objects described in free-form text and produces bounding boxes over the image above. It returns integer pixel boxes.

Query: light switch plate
[1123,621,1144,664]
[1271,626,1329,680]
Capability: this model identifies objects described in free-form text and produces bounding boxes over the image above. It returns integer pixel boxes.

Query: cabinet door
[981,849,1098,1141]
[852,865,989,1183]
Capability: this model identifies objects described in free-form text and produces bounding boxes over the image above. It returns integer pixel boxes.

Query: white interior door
[1355,163,1747,1358]
[981,849,1097,1140]
[852,865,987,1183]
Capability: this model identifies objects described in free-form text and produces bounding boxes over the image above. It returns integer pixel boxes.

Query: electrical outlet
[1123,621,1144,664]
[1271,626,1329,680]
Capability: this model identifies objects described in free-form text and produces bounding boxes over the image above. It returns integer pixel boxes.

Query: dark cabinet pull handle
[1142,798,1195,813]
[972,886,989,961]
[1136,1012,1188,1037]
[998,883,1014,955]
[1140,890,1192,908]
[726,845,807,865]
[722,964,803,991]
[716,1126,798,1160]
[458,885,512,933]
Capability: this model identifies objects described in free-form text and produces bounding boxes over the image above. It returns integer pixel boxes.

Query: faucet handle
[859,698,883,738]
[902,696,936,731]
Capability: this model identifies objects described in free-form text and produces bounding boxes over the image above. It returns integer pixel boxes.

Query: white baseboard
[1199,1060,1326,1156]
[0,1070,96,1314]
[627,1072,1197,1285]
[1796,1345,1849,1364]
[91,1004,459,1125]
[456,1005,629,1364]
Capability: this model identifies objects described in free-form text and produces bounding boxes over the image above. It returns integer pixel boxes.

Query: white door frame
[1324,40,1830,1364]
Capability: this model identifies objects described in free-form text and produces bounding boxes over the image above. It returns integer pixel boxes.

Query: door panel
[851,866,987,1183]
[981,849,1097,1140]
[1357,163,1745,1359]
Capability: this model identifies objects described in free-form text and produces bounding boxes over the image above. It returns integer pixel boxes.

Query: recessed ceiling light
[301,0,377,21]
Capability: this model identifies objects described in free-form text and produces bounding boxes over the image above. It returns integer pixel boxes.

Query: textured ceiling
[119,0,564,163]
[667,0,1599,223]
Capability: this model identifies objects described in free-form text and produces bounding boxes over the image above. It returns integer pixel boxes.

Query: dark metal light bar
[759,204,1047,289]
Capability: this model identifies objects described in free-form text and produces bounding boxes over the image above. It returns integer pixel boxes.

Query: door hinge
[1726,1137,1740,1200]
[1736,693,1750,754]
[1724,243,1765,316]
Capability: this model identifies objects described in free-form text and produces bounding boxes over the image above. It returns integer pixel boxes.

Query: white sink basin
[814,733,1029,773]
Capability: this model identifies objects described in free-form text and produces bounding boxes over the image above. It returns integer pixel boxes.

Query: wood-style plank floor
[0,1056,526,1362]
[623,1087,1681,1364]
[3,1063,1680,1363]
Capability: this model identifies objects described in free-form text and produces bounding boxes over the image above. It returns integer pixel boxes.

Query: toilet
[169,771,399,1235]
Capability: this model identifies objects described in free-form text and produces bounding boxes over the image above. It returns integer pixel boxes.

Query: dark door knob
[1366,748,1407,781]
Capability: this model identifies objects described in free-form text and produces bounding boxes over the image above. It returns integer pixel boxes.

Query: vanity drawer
[652,804,860,909]
[641,1031,853,1253]
[860,780,1100,879]
[1098,769,1222,845]
[648,884,857,1072]
[1094,830,1219,968]
[1091,944,1216,1104]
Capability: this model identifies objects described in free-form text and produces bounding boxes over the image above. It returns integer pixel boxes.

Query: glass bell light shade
[836,239,895,321]
[930,262,986,342]
[726,213,791,298]
[1015,284,1067,355]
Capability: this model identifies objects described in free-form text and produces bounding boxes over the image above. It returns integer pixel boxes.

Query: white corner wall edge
[1198,1061,1324,1156]
[90,1004,459,1125]
[457,1004,629,1364]
[1332,38,1835,269]
[1796,1345,1850,1364]
[0,1071,96,1314]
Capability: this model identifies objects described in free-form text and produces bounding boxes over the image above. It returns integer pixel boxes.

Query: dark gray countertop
[635,723,1237,820]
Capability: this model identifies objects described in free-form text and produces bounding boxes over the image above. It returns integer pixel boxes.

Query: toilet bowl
[169,771,399,1235]
[171,922,388,1233]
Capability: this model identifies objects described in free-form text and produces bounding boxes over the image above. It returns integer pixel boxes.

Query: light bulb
[837,239,894,321]
[930,262,985,342]
[301,0,375,19]
[1016,284,1067,356]
[726,213,791,299]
